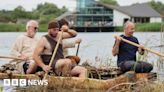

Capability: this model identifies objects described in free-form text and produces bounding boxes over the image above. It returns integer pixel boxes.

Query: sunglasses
[29,26,38,30]
[34,27,38,30]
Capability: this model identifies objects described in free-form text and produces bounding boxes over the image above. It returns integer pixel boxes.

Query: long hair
[58,19,69,29]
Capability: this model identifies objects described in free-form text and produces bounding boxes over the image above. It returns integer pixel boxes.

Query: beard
[49,33,57,38]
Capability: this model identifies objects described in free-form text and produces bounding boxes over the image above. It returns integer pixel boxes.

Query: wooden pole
[119,36,164,57]
[0,56,23,60]
[43,30,63,80]
[76,43,80,56]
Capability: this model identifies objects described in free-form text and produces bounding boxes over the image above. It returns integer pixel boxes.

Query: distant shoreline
[0,22,163,32]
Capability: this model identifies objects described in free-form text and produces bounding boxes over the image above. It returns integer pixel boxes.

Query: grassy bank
[136,23,162,32]
[0,22,163,32]
[0,23,48,32]
[114,22,163,32]
[0,23,25,32]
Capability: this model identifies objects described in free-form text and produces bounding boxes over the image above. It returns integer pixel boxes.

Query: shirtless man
[33,21,87,78]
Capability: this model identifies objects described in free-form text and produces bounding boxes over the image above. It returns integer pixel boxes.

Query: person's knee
[78,67,87,78]
[141,62,153,72]
[138,62,153,73]
[64,59,72,65]
[81,67,87,73]
[124,61,136,71]
[77,66,87,74]
[56,59,70,68]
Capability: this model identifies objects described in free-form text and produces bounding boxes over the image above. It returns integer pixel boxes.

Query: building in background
[108,3,162,26]
[56,0,162,32]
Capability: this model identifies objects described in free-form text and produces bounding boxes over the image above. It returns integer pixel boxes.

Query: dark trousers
[23,62,43,74]
[118,61,153,73]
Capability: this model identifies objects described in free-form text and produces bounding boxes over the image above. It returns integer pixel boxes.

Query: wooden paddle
[115,36,164,57]
[0,56,23,60]
[43,30,64,80]
[76,43,80,56]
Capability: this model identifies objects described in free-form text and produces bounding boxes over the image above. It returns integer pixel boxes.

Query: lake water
[0,32,163,67]
[0,32,164,92]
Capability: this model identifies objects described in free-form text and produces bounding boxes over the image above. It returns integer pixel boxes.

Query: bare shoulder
[37,36,47,47]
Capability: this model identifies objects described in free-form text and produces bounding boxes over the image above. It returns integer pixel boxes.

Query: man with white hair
[11,20,39,74]
[112,21,153,73]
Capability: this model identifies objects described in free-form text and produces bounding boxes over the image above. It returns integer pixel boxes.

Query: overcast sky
[0,0,163,11]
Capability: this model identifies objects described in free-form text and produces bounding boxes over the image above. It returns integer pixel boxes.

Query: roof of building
[56,11,75,20]
[98,2,161,17]
[57,2,162,20]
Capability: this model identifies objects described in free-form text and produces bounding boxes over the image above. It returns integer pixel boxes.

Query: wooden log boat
[0,63,156,90]
[0,71,156,90]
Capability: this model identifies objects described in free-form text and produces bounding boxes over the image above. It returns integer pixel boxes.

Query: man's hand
[138,44,145,55]
[75,38,82,44]
[61,25,69,32]
[139,44,144,49]
[19,54,28,61]
[42,65,51,73]
[114,36,122,43]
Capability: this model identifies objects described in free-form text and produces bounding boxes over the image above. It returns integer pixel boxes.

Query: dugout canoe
[0,71,156,90]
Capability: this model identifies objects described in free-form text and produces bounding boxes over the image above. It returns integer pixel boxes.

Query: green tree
[149,0,164,17]
[0,2,68,24]
[34,2,67,24]
[12,6,26,18]
[0,10,15,22]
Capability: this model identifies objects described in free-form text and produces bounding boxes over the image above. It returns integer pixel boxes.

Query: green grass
[0,23,49,32]
[0,22,163,32]
[136,23,162,32]
[0,23,25,32]
[114,26,123,32]
[114,22,163,32]
[39,24,48,32]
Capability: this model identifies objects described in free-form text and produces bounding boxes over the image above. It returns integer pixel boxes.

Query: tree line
[148,0,164,17]
[0,0,163,24]
[0,2,67,24]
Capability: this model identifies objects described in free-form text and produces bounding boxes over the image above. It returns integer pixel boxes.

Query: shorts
[23,62,43,74]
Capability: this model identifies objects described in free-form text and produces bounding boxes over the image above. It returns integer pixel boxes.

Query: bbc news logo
[3,79,48,86]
